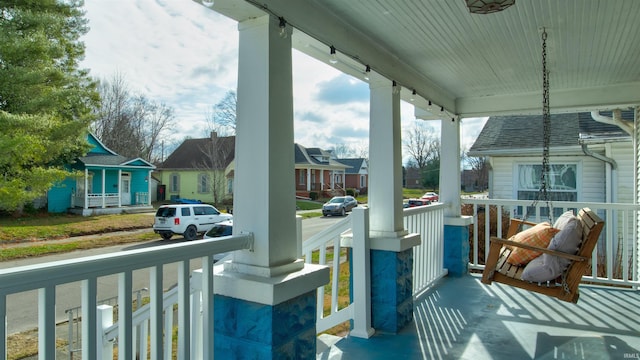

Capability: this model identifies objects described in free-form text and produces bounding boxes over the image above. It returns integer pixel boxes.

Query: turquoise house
[47,134,155,215]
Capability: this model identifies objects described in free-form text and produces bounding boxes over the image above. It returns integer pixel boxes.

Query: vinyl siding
[609,141,635,204]
[490,155,606,203]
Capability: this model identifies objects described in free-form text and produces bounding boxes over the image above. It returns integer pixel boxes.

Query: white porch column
[117,169,122,207]
[147,170,153,205]
[84,169,88,210]
[214,15,328,358]
[330,170,335,189]
[101,169,106,208]
[440,116,462,217]
[441,116,473,276]
[306,168,311,191]
[319,169,324,191]
[367,74,419,333]
[368,74,414,242]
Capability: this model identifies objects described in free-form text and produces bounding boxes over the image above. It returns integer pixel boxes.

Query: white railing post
[97,304,113,360]
[190,269,203,360]
[350,207,374,338]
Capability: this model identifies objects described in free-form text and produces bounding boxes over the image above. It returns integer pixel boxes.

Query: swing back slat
[481,208,604,303]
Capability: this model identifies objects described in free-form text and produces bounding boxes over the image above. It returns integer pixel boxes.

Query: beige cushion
[521,211,583,282]
[506,222,559,266]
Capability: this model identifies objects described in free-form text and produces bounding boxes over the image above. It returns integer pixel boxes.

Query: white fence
[462,199,640,287]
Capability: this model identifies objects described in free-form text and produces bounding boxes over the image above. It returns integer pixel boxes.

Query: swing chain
[539,28,553,223]
[519,29,553,226]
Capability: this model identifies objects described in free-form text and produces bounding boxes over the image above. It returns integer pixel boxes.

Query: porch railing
[302,204,447,336]
[462,198,640,287]
[0,204,448,358]
[0,234,252,360]
[71,193,120,208]
[405,203,448,297]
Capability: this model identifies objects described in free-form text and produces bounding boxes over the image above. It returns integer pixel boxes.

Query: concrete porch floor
[318,274,640,359]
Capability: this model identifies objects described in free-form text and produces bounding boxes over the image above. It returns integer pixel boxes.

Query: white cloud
[81,1,486,162]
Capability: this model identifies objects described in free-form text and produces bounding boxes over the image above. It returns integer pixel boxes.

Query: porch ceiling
[200,0,640,118]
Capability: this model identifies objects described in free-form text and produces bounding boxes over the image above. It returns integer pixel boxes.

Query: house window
[360,175,366,188]
[169,173,179,193]
[516,163,578,217]
[335,174,342,183]
[298,170,305,185]
[227,179,233,194]
[198,173,209,193]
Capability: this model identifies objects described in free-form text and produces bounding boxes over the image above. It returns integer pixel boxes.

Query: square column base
[214,291,317,359]
[370,249,414,333]
[444,224,471,276]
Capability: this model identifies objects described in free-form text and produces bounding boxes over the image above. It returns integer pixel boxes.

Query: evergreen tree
[0,0,98,211]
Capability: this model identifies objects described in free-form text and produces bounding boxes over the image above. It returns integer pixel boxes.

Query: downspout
[581,143,617,203]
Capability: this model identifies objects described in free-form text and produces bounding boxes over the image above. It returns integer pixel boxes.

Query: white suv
[153,204,232,240]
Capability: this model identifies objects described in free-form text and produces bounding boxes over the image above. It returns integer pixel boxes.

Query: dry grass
[0,213,154,243]
[6,330,67,360]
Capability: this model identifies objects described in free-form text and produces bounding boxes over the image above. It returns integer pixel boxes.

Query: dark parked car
[203,220,234,261]
[322,196,358,216]
[407,199,431,207]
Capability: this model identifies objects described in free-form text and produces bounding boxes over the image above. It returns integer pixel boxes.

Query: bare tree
[207,90,236,135]
[466,154,489,191]
[404,122,439,169]
[331,143,356,158]
[193,133,234,204]
[92,73,176,162]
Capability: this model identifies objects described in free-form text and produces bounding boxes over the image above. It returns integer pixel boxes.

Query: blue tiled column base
[370,249,413,333]
[214,291,317,359]
[444,224,470,276]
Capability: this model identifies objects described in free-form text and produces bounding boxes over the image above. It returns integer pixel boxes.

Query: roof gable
[338,158,367,174]
[77,134,155,169]
[87,133,118,156]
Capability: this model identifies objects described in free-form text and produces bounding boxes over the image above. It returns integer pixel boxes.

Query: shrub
[346,188,356,197]
[462,204,510,266]
[309,192,318,201]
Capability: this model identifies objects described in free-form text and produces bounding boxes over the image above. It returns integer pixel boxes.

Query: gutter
[590,110,634,135]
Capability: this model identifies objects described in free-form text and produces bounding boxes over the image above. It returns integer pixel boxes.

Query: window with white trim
[169,173,179,193]
[517,163,578,217]
[198,173,209,193]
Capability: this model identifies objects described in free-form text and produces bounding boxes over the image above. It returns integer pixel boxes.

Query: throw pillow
[506,221,559,266]
[521,211,584,282]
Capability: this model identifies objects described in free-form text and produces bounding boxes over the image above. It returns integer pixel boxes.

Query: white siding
[609,141,635,204]
[489,155,606,202]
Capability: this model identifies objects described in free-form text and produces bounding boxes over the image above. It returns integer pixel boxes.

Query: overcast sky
[80,0,486,161]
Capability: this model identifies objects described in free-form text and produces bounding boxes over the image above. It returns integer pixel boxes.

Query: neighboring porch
[67,168,154,216]
[318,274,640,359]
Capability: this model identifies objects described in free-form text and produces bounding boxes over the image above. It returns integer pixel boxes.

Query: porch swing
[480,29,605,303]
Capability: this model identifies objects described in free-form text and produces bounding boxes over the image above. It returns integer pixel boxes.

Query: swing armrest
[489,237,589,262]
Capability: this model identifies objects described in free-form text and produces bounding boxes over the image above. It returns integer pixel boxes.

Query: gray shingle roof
[78,153,129,166]
[338,158,366,174]
[294,144,349,169]
[159,136,236,170]
[469,112,631,155]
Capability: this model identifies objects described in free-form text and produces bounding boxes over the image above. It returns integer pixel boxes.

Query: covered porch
[2,0,640,359]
